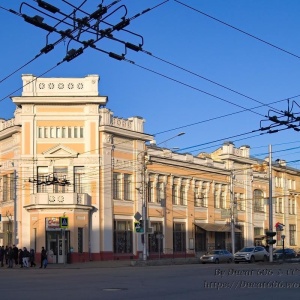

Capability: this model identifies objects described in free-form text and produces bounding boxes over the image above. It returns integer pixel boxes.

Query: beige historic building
[0,74,299,263]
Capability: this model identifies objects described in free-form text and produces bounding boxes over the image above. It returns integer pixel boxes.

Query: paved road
[2,261,300,300]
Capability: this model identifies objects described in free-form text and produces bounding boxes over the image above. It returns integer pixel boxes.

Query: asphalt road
[2,263,300,299]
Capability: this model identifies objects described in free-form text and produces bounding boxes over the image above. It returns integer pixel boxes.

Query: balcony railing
[30,193,90,206]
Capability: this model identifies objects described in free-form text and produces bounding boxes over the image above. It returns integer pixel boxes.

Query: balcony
[30,193,91,206]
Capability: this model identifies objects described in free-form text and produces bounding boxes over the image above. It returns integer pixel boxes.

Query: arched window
[253,189,264,212]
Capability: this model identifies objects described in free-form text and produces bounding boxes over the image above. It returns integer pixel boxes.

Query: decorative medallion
[77,83,84,89]
[58,83,64,89]
[48,83,54,89]
[39,83,45,89]
[68,83,74,89]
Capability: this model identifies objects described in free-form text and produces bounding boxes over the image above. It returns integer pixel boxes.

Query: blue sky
[2,0,300,167]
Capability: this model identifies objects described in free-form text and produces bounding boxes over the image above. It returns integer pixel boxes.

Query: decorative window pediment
[42,144,78,158]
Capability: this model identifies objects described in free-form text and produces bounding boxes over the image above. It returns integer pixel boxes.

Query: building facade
[0,74,299,263]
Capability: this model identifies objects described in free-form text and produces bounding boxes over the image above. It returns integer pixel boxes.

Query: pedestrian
[4,245,9,265]
[12,245,18,266]
[40,247,47,268]
[29,249,36,267]
[7,246,14,268]
[22,247,30,268]
[18,248,24,268]
[0,246,4,267]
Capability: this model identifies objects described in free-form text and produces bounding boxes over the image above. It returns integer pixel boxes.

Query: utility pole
[13,169,17,245]
[142,151,148,261]
[230,171,235,254]
[268,145,274,262]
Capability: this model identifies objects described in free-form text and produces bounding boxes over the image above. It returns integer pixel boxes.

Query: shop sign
[46,217,60,231]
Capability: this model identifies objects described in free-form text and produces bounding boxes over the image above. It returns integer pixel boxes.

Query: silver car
[234,246,269,263]
[200,250,234,264]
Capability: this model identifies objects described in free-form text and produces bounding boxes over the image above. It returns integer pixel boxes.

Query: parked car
[234,246,269,263]
[200,250,234,264]
[273,248,296,260]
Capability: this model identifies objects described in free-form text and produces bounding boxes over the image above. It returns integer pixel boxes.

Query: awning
[194,222,241,233]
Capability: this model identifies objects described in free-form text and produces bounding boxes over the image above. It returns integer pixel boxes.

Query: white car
[200,250,234,264]
[234,246,269,263]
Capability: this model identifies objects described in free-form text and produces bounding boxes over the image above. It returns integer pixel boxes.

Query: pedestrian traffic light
[266,231,276,245]
[134,220,144,233]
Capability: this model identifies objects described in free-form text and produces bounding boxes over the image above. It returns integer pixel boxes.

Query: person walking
[18,248,24,268]
[29,249,36,267]
[22,247,30,268]
[40,247,47,268]
[0,246,4,267]
[12,245,18,266]
[7,246,14,268]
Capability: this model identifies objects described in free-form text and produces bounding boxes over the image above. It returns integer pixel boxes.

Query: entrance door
[46,231,69,264]
[215,232,226,249]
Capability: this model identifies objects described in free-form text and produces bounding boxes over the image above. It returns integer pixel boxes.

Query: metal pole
[13,169,17,245]
[142,151,148,261]
[269,145,274,262]
[230,171,235,254]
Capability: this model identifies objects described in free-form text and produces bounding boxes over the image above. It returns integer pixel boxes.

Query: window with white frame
[194,186,201,207]
[148,181,154,203]
[156,181,165,203]
[53,167,68,193]
[278,198,283,214]
[113,172,122,200]
[253,189,264,212]
[220,189,226,209]
[37,166,49,193]
[172,184,178,205]
[74,166,84,193]
[124,174,132,200]
[214,185,220,208]
[3,175,8,202]
[236,193,245,211]
[179,185,187,206]
[289,198,296,215]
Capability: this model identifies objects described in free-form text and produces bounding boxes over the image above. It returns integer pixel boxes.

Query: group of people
[0,245,47,268]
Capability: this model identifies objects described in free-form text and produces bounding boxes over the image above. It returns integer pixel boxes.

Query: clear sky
[1,0,300,167]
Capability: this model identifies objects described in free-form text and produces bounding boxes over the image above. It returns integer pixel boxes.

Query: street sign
[59,217,69,228]
[134,212,142,221]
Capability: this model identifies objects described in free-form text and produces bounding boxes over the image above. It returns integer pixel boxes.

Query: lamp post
[140,132,185,261]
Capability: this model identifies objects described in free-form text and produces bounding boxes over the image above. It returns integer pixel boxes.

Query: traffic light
[266,231,276,245]
[134,220,144,233]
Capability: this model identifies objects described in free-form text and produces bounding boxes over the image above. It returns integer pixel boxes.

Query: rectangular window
[3,175,8,202]
[38,127,42,138]
[78,227,83,253]
[290,224,296,246]
[194,186,200,207]
[9,173,15,201]
[148,222,163,253]
[276,230,283,246]
[50,127,54,138]
[220,191,226,209]
[113,172,121,199]
[173,223,186,252]
[278,198,283,213]
[124,174,132,200]
[68,127,72,138]
[62,127,66,138]
[172,184,178,205]
[53,167,68,193]
[214,189,220,208]
[80,127,84,138]
[74,167,84,193]
[37,167,48,193]
[56,127,61,138]
[113,220,132,253]
[156,182,165,203]
[180,185,186,206]
[44,127,48,138]
[148,181,154,203]
[74,127,78,138]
